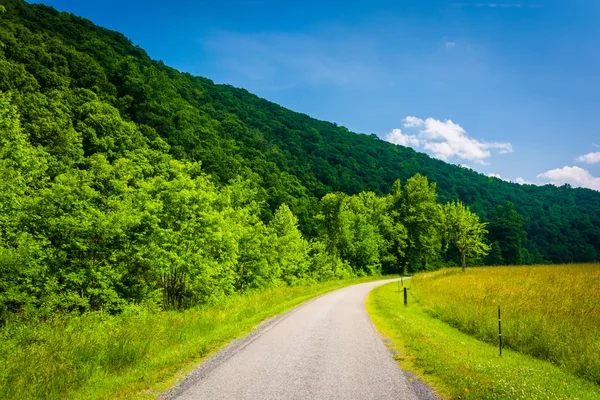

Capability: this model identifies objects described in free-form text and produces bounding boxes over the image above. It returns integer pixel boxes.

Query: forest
[0,0,599,323]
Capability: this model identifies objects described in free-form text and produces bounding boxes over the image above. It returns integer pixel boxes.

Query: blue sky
[35,0,600,190]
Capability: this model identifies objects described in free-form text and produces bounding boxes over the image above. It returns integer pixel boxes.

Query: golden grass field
[411,264,600,385]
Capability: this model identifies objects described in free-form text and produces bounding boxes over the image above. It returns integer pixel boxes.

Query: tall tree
[442,201,490,272]
[317,192,350,274]
[380,180,408,274]
[484,241,504,266]
[397,174,442,272]
[488,202,527,265]
[270,203,310,285]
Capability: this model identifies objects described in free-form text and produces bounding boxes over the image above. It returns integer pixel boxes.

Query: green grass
[367,280,600,400]
[0,276,388,400]
[411,265,600,384]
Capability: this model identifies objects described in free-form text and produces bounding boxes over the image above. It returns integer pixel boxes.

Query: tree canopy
[442,201,490,271]
[0,0,599,323]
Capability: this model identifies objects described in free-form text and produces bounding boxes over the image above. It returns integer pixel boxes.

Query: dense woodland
[0,0,599,323]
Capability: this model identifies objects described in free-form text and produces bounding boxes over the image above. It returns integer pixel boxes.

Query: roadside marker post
[404,287,408,306]
[498,306,503,357]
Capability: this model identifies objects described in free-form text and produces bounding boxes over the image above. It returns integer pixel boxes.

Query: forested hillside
[0,0,599,321]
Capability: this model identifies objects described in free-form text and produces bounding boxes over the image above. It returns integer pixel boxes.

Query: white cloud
[576,152,600,164]
[403,116,425,128]
[444,42,456,49]
[394,116,513,164]
[486,142,514,154]
[514,177,532,184]
[386,116,513,164]
[537,166,600,191]
[487,174,534,185]
[453,2,539,8]
[385,128,420,147]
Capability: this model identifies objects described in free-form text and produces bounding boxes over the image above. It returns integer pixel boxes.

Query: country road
[162,278,435,400]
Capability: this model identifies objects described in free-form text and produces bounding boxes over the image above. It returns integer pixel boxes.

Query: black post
[404,287,408,306]
[498,306,502,357]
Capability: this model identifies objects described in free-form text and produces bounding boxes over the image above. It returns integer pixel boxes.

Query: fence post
[404,287,408,306]
[498,306,502,357]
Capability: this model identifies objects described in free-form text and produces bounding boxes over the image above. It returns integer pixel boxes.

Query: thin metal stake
[498,306,502,357]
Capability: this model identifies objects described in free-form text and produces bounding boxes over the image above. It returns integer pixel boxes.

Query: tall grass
[0,277,383,400]
[367,281,600,400]
[412,264,600,384]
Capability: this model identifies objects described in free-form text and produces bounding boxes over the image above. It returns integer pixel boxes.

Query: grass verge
[0,276,388,400]
[367,280,600,400]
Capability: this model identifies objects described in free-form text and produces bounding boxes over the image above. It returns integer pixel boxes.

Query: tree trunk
[461,251,466,272]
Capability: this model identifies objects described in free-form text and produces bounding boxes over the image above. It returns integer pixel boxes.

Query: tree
[380,180,408,274]
[397,175,442,272]
[317,192,350,274]
[484,241,504,266]
[488,202,526,265]
[342,192,385,275]
[270,204,310,285]
[442,201,490,272]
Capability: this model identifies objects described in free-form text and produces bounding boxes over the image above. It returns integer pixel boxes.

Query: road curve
[164,279,421,400]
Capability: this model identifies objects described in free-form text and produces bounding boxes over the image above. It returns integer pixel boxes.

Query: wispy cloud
[386,129,420,147]
[385,116,513,165]
[538,166,600,191]
[488,174,534,184]
[514,177,533,184]
[576,152,600,164]
[444,41,457,49]
[451,2,542,8]
[201,30,387,89]
[403,116,425,128]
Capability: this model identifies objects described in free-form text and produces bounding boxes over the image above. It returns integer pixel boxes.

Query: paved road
[164,279,423,400]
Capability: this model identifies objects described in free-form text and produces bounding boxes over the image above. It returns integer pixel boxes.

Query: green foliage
[441,200,490,271]
[396,175,442,272]
[0,0,596,268]
[270,204,310,285]
[0,0,598,325]
[485,241,504,266]
[0,276,384,400]
[488,202,527,265]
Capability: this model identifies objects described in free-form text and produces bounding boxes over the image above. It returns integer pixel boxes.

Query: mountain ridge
[1,0,599,264]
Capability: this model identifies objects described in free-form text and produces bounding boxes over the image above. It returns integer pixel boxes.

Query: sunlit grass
[411,264,600,384]
[0,276,387,400]
[367,279,600,399]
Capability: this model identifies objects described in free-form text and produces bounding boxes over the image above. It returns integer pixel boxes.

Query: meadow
[367,279,600,399]
[0,276,386,400]
[411,264,600,384]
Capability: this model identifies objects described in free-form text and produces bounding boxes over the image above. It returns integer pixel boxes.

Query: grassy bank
[0,276,387,400]
[411,265,600,384]
[367,279,600,399]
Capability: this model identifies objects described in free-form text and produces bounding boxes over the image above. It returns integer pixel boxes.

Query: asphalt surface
[162,278,436,400]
